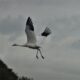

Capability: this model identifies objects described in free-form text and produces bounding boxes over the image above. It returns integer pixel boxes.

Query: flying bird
[12,17,51,59]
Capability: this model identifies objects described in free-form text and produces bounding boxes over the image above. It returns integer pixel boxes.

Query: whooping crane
[12,17,51,59]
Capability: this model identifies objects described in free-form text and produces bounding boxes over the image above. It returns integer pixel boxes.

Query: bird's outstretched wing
[25,17,37,44]
[41,27,51,37]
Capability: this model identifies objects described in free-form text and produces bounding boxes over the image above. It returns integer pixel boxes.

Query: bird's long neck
[12,44,27,47]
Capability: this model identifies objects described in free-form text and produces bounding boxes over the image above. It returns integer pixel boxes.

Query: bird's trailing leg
[38,48,44,59]
[36,49,39,59]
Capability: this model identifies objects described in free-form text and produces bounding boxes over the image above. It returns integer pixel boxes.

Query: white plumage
[12,17,51,59]
[25,17,36,44]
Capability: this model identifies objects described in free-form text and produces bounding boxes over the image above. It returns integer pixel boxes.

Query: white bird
[12,17,51,59]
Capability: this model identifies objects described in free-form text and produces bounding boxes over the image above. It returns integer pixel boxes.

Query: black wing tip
[26,17,34,31]
[27,17,31,20]
[41,27,51,37]
[41,32,51,37]
[26,17,32,24]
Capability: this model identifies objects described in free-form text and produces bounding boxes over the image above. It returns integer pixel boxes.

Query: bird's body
[12,17,51,59]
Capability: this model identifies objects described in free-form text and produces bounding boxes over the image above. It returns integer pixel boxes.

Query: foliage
[0,59,33,80]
